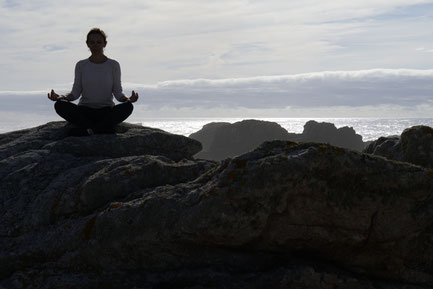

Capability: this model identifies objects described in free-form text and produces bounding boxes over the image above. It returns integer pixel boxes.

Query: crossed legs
[55,101,133,135]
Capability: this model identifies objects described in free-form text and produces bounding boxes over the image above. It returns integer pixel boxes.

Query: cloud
[121,69,433,109]
[1,0,433,91]
[2,68,432,112]
[43,45,67,52]
[2,69,433,126]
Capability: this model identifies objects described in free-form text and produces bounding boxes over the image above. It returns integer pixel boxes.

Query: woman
[48,28,138,136]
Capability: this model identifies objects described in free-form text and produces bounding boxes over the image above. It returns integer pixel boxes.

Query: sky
[1,0,433,124]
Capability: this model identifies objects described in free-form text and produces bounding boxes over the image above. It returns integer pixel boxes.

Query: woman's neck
[89,54,108,64]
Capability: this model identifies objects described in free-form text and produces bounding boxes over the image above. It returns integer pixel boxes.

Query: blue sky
[1,0,433,120]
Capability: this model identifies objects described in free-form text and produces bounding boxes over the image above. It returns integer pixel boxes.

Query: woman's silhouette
[48,28,138,136]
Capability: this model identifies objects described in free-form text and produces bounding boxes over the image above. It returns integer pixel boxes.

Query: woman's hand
[128,90,139,103]
[47,89,65,101]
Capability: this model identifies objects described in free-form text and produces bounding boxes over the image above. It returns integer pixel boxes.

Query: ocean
[2,117,433,141]
[138,117,433,141]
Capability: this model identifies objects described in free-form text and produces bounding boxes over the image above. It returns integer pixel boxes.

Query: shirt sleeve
[112,61,124,101]
[70,62,82,100]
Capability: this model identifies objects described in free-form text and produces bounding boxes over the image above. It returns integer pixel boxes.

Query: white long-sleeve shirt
[70,58,124,108]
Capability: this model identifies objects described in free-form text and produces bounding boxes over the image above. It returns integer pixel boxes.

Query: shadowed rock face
[1,123,433,289]
[364,125,433,169]
[190,119,365,161]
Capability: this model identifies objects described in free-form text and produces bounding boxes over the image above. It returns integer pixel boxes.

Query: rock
[2,266,426,289]
[189,122,231,153]
[0,121,214,279]
[364,125,433,169]
[189,119,293,160]
[70,142,433,285]
[0,121,202,161]
[2,121,433,289]
[299,120,364,151]
[190,119,365,161]
[364,136,401,159]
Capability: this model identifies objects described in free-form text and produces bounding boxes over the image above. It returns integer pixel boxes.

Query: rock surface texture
[1,122,433,289]
[190,119,365,160]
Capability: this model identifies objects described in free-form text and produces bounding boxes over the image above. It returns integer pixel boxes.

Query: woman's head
[86,28,107,54]
[86,28,107,44]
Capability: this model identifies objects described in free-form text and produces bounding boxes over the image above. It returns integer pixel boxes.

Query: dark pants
[55,101,133,133]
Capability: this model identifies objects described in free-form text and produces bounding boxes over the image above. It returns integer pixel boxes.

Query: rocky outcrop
[364,125,433,169]
[190,119,292,160]
[190,119,364,160]
[364,136,400,159]
[0,121,202,161]
[1,122,433,288]
[1,121,209,233]
[300,120,364,151]
[188,122,232,153]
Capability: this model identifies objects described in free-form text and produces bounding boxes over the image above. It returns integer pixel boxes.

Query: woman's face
[86,33,106,54]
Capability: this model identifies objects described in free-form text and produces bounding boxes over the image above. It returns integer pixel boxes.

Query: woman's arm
[48,62,82,102]
[112,61,139,103]
[112,61,125,102]
[70,62,82,101]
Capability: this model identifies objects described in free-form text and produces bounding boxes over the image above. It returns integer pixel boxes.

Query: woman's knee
[54,100,75,112]
[120,102,133,115]
[54,100,62,110]
[54,100,68,113]
[127,102,133,114]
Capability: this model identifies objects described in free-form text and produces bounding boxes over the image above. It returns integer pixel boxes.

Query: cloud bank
[122,68,433,109]
[1,69,432,118]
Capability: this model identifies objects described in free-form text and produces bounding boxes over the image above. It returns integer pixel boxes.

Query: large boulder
[299,120,364,151]
[0,121,202,161]
[0,121,212,241]
[1,121,433,288]
[364,136,400,159]
[364,125,433,169]
[188,121,231,152]
[74,142,433,284]
[190,119,292,160]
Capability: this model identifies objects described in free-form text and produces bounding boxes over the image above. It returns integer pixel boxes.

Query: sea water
[2,117,433,141]
[137,117,433,141]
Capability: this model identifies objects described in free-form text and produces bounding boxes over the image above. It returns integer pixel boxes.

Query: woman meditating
[48,28,138,136]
